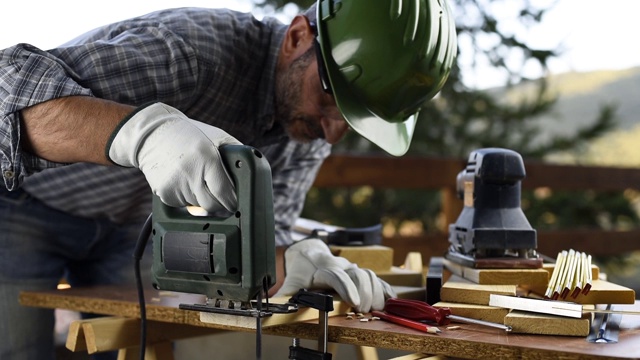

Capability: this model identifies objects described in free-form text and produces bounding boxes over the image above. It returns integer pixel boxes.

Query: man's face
[275,47,349,144]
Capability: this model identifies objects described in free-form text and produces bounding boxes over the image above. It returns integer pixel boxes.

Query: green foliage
[523,190,640,231]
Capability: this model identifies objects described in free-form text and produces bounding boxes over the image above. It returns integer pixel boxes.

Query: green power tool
[149,145,290,316]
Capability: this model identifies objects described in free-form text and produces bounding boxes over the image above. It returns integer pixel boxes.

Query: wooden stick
[582,254,593,295]
[571,252,583,299]
[551,251,568,299]
[560,250,576,299]
[545,251,565,299]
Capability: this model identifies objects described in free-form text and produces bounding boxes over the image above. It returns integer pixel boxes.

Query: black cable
[256,289,262,360]
[133,213,153,360]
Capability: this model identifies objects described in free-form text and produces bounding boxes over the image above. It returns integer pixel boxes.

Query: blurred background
[4,1,639,359]
[3,0,639,290]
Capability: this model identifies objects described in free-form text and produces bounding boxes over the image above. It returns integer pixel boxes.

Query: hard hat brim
[322,48,416,156]
[316,7,416,157]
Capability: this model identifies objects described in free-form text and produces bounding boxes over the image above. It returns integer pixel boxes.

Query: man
[0,0,456,358]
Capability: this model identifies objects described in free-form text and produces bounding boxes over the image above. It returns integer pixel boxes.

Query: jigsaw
[447,148,543,269]
[149,145,292,317]
[133,145,338,360]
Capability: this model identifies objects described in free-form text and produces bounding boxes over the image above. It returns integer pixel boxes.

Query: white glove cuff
[107,102,180,167]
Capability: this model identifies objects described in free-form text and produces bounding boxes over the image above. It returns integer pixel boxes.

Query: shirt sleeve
[0,44,94,190]
[261,139,331,247]
[0,19,202,190]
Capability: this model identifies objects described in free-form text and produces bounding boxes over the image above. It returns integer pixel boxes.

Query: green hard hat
[315,0,457,156]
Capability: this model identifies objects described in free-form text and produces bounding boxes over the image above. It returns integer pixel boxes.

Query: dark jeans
[0,187,151,360]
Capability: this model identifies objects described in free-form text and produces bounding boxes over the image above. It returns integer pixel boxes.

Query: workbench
[20,285,640,359]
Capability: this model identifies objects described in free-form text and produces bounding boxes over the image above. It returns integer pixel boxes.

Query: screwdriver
[384,298,512,332]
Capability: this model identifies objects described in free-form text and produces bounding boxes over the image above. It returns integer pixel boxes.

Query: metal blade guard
[447,148,541,268]
[151,145,276,304]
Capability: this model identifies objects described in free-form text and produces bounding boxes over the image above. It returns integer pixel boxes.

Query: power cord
[133,213,153,360]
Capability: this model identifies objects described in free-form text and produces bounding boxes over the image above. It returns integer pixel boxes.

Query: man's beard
[274,48,324,142]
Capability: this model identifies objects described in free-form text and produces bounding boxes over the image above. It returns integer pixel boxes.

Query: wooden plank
[391,286,429,301]
[117,343,173,360]
[377,269,424,288]
[505,311,592,337]
[19,286,640,360]
[78,317,220,354]
[574,280,636,305]
[66,320,87,352]
[435,300,592,336]
[403,252,424,272]
[489,294,584,318]
[522,272,635,305]
[443,259,549,286]
[269,304,640,360]
[198,296,349,329]
[313,155,464,189]
[440,275,516,305]
[330,245,393,273]
[388,354,442,360]
[433,302,509,325]
[355,345,379,360]
[523,160,640,191]
[313,154,640,192]
[199,285,427,328]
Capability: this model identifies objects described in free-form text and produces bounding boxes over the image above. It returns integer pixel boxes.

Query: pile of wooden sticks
[545,249,593,300]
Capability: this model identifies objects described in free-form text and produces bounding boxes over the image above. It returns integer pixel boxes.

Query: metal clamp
[287,289,333,360]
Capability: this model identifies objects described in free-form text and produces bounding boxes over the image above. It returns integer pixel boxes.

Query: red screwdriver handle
[384,298,452,326]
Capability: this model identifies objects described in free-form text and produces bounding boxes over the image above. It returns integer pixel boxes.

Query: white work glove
[107,102,241,213]
[274,239,396,313]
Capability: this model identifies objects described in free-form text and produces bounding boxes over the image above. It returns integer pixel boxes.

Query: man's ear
[281,15,315,62]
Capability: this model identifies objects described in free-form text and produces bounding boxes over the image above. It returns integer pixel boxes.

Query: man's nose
[321,117,350,144]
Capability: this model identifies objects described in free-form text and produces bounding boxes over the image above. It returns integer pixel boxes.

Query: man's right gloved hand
[107,102,242,213]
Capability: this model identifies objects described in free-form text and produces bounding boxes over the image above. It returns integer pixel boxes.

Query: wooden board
[330,245,393,273]
[523,279,636,305]
[377,268,424,288]
[67,317,220,354]
[19,286,640,360]
[388,354,442,360]
[432,301,509,325]
[440,275,517,305]
[489,294,585,318]
[443,259,549,286]
[433,300,593,337]
[198,286,425,329]
[269,300,640,359]
[199,296,349,329]
[505,310,592,337]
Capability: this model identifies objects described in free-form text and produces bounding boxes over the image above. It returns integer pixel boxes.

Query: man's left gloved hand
[273,239,396,313]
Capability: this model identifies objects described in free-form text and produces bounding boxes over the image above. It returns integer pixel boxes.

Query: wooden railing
[312,154,640,265]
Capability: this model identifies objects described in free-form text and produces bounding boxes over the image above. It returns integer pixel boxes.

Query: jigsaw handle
[151,144,276,302]
[384,298,452,326]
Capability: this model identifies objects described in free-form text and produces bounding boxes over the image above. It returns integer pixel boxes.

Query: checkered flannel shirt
[0,7,330,246]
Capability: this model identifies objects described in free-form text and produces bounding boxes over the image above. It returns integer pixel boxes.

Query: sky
[1,0,638,89]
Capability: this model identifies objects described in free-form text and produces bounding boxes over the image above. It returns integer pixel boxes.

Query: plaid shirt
[0,7,330,246]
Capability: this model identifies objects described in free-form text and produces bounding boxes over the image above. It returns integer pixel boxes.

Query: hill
[490,66,640,161]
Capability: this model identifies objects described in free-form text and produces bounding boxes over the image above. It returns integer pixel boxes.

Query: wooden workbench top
[20,285,640,359]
